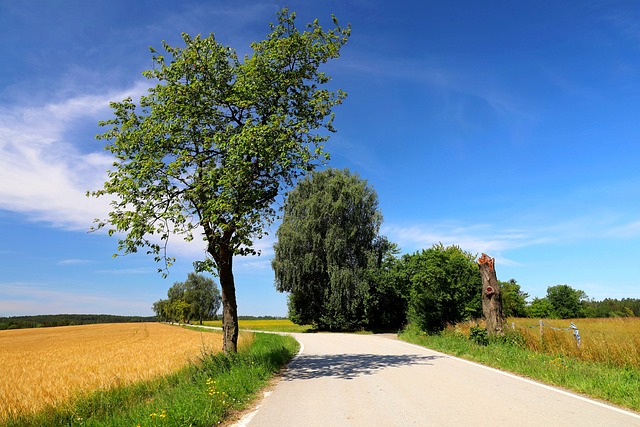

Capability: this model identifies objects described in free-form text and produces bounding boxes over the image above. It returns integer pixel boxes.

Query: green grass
[400,324,640,413]
[202,318,313,333]
[4,332,299,427]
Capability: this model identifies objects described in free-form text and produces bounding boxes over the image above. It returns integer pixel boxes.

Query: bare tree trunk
[478,253,505,335]
[206,230,239,353]
[218,253,239,353]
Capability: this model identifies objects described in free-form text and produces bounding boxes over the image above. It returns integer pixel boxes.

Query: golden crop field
[456,317,640,369]
[510,317,640,368]
[0,322,250,421]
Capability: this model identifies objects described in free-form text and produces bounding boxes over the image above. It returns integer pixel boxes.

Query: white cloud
[382,206,640,273]
[135,228,276,267]
[382,222,531,264]
[0,82,148,230]
[0,79,283,269]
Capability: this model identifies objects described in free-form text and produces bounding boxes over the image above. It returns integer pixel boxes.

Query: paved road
[235,333,640,427]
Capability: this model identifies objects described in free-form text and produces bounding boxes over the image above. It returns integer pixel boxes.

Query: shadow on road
[285,353,442,380]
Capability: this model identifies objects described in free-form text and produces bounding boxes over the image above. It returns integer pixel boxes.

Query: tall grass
[4,331,299,427]
[509,317,640,369]
[451,317,640,370]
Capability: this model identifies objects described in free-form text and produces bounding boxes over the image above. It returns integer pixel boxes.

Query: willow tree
[272,168,382,330]
[90,9,350,352]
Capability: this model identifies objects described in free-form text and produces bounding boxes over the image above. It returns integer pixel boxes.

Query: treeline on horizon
[0,314,288,330]
[0,314,156,330]
[573,298,640,318]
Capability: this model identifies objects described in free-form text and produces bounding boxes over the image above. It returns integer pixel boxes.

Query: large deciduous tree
[527,297,553,318]
[272,168,382,330]
[546,284,587,319]
[499,278,529,317]
[363,236,408,330]
[90,9,350,352]
[403,244,482,333]
[153,272,221,324]
[183,272,221,325]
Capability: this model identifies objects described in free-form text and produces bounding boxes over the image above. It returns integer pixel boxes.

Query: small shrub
[469,326,488,346]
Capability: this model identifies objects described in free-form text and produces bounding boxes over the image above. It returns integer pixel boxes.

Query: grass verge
[4,331,299,427]
[399,324,640,413]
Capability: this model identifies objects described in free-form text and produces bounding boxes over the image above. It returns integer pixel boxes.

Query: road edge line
[395,338,640,420]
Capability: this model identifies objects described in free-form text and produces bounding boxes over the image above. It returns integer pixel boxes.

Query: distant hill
[0,314,157,330]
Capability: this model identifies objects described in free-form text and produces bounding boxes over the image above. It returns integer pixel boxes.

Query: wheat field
[0,322,246,420]
[455,317,640,369]
[510,317,640,368]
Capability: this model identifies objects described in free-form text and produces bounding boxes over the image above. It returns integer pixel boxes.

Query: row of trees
[496,282,640,319]
[153,273,221,324]
[583,298,640,318]
[272,168,486,333]
[272,168,637,333]
[529,287,640,319]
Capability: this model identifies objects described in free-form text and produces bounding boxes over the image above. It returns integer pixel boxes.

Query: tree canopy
[546,284,587,319]
[153,272,221,324]
[90,9,350,352]
[403,244,482,333]
[362,236,408,330]
[500,279,529,318]
[272,168,382,330]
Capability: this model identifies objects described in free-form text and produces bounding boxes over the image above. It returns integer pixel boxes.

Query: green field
[202,318,313,333]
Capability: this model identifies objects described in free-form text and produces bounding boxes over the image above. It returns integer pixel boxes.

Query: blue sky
[2,0,640,317]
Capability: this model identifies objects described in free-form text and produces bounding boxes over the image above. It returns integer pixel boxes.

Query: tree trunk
[477,253,505,335]
[219,256,238,353]
[217,248,239,353]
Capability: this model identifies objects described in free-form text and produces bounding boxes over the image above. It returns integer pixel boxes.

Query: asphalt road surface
[234,333,640,427]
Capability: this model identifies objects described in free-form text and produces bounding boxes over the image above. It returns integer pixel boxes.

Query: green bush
[469,326,488,346]
[404,244,482,333]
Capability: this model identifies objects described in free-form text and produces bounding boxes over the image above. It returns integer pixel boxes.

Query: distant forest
[0,314,157,330]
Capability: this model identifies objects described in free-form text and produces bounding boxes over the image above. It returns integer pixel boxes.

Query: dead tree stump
[478,253,505,335]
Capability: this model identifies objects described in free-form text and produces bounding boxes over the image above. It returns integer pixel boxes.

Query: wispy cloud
[602,9,640,46]
[382,222,531,266]
[58,259,94,266]
[383,209,640,268]
[341,54,534,129]
[0,81,148,230]
[606,220,640,239]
